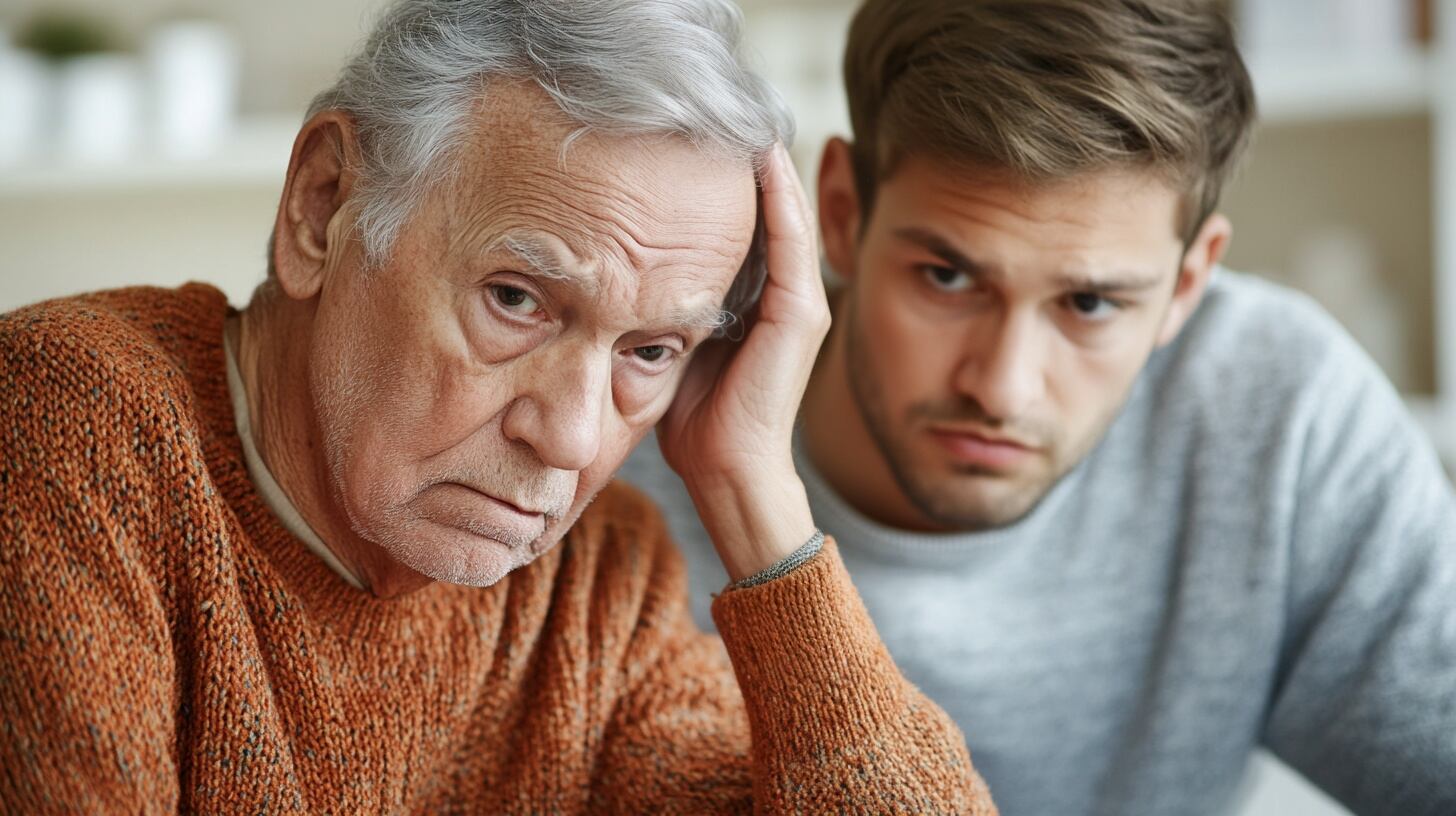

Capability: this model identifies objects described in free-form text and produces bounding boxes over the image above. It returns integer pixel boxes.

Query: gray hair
[296,0,794,322]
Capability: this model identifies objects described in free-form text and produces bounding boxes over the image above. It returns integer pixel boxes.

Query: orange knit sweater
[0,285,995,814]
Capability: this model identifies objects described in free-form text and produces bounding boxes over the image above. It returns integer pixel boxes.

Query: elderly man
[0,1,996,813]
[622,0,1456,814]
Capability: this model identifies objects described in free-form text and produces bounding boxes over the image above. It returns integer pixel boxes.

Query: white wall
[0,186,276,312]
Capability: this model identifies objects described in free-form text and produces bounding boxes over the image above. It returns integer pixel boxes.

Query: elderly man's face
[307,88,756,586]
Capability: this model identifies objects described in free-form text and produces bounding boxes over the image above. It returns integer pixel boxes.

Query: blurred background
[0,1,1450,812]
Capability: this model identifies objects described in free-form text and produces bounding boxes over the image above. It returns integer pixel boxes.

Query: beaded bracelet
[729,529,826,590]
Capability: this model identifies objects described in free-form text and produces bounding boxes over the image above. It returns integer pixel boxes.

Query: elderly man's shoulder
[570,477,677,550]
[1,285,234,615]
[1,283,227,418]
[2,284,227,396]
[1,284,230,520]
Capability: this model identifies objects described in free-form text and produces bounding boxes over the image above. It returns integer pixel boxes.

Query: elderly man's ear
[271,111,364,301]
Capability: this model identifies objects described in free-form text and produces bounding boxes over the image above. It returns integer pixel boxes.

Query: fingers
[758,144,824,309]
[673,338,733,415]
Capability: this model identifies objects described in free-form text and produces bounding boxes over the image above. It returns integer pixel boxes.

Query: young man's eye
[491,285,540,315]
[922,265,971,292]
[1066,292,1121,319]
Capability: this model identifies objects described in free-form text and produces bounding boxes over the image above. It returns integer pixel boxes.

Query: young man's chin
[897,467,1053,531]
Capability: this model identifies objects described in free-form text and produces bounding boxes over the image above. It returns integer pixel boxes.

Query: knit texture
[0,284,995,815]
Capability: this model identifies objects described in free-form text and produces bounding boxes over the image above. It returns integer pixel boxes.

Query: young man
[621,1,1456,813]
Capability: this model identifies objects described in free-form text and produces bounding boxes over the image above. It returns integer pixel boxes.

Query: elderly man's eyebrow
[493,230,728,336]
[493,231,601,296]
[658,304,732,336]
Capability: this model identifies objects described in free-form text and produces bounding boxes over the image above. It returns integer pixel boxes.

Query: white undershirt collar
[224,317,366,590]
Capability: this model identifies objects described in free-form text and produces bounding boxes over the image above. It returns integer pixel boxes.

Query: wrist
[684,469,816,582]
[729,529,824,589]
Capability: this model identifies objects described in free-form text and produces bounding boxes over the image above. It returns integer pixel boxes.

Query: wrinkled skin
[238,82,827,596]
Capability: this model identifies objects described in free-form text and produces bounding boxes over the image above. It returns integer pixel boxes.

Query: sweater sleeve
[712,539,995,813]
[0,311,181,813]
[587,491,995,814]
[1258,344,1456,815]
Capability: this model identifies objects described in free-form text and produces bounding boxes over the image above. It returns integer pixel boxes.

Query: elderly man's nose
[502,358,608,472]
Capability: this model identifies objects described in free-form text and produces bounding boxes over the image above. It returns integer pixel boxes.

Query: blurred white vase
[0,45,50,167]
[147,20,239,159]
[57,53,144,163]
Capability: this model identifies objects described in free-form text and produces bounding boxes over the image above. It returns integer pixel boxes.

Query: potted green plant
[17,11,141,162]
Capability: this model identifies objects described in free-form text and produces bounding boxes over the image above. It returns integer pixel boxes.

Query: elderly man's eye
[491,285,540,315]
[634,345,669,363]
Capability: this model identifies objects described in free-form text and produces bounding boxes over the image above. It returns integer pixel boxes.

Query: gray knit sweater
[619,271,1456,816]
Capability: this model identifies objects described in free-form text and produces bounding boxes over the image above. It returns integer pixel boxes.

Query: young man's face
[819,145,1227,530]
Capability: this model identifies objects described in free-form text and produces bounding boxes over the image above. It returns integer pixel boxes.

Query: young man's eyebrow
[893,227,989,277]
[896,226,1167,293]
[1048,271,1166,294]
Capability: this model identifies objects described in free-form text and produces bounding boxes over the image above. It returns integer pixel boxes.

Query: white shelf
[1250,49,1436,124]
[0,114,300,198]
[1248,8,1456,427]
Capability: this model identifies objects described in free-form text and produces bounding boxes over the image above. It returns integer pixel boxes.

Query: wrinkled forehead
[487,227,733,337]
[438,82,758,305]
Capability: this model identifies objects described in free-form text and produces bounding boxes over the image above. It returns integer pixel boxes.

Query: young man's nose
[952,309,1047,423]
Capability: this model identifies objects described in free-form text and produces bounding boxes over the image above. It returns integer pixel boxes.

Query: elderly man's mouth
[450,482,546,517]
[419,482,547,548]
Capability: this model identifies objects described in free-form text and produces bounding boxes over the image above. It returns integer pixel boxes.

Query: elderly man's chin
[348,482,590,589]
[366,507,579,589]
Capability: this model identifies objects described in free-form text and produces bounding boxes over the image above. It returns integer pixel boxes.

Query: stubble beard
[842,298,1070,531]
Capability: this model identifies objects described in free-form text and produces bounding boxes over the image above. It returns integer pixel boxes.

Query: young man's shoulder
[1174,271,1367,379]
[1149,269,1392,419]
[1131,270,1436,508]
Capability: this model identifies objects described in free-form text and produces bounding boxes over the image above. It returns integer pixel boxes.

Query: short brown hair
[844,0,1256,241]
